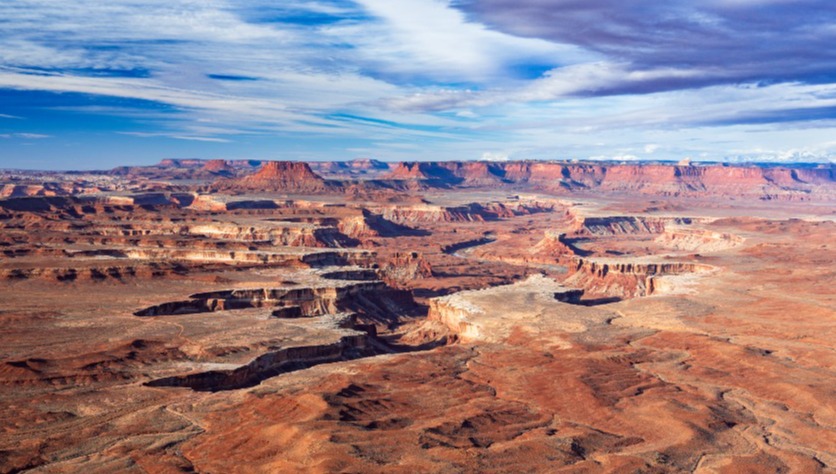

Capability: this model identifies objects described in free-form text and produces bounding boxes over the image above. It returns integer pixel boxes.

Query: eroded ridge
[135,275,427,391]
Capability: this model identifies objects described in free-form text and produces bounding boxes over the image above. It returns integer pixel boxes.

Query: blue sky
[1,0,835,169]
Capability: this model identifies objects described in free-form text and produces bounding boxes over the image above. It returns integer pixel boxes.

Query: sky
[1,0,835,169]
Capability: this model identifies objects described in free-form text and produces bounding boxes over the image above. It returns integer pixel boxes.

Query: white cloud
[384,62,710,112]
[588,154,641,161]
[171,135,231,143]
[481,151,509,161]
[0,132,50,139]
[335,0,586,83]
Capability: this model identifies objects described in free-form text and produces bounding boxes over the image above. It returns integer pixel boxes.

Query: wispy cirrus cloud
[0,132,50,139]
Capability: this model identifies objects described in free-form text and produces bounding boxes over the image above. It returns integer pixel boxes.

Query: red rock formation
[371,200,554,226]
[498,162,529,181]
[450,162,506,186]
[217,161,332,193]
[379,251,433,287]
[202,159,231,173]
[384,161,504,186]
[378,161,835,200]
[347,159,389,171]
[384,162,433,180]
[249,161,322,183]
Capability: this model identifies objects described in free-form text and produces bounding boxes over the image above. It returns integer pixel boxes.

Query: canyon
[0,159,834,473]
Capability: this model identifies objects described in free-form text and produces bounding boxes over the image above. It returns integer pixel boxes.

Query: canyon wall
[378,161,835,200]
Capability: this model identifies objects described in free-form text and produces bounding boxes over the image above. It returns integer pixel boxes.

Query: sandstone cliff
[380,161,834,200]
[214,161,336,194]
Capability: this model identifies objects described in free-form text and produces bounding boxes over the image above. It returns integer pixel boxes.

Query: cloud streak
[0,132,50,139]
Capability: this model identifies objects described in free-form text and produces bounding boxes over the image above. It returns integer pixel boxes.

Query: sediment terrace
[428,275,591,343]
[146,332,374,391]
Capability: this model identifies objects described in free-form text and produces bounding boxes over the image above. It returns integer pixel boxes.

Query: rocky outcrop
[428,275,587,343]
[563,258,714,298]
[378,161,835,200]
[146,333,372,391]
[0,262,189,282]
[656,227,744,252]
[571,215,696,236]
[383,161,505,186]
[202,159,233,176]
[383,162,456,182]
[378,251,433,286]
[107,159,260,181]
[3,246,371,271]
[134,279,419,328]
[240,161,325,192]
[371,200,554,226]
[135,282,391,317]
[427,296,485,342]
[8,159,833,200]
[216,161,334,193]
[185,222,357,248]
[337,214,379,240]
[531,231,582,257]
[0,184,70,198]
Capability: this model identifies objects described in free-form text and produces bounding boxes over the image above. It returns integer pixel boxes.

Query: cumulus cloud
[333,0,584,83]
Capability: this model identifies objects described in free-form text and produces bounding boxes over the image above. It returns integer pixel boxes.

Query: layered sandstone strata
[215,161,334,193]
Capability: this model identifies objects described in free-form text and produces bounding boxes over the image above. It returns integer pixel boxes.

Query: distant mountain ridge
[95,159,836,201]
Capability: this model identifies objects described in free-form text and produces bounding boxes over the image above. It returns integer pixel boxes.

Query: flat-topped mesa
[217,161,334,193]
[0,184,69,198]
[373,161,835,200]
[381,162,463,183]
[135,282,390,317]
[427,275,590,343]
[383,162,437,180]
[247,161,324,185]
[370,200,554,225]
[202,159,232,174]
[563,257,714,298]
[448,162,507,186]
[383,161,506,186]
[351,158,389,169]
[571,215,696,236]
